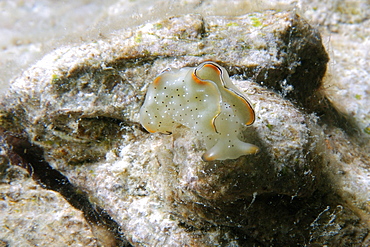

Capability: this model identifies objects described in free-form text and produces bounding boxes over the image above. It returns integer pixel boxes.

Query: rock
[0,164,98,246]
[303,0,370,229]
[5,11,328,164]
[1,9,369,246]
[0,127,129,247]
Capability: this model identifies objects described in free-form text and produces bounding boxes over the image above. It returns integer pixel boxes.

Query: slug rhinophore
[139,61,259,161]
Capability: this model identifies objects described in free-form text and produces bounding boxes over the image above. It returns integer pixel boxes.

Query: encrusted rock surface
[1,6,369,247]
[5,11,327,165]
[0,163,98,246]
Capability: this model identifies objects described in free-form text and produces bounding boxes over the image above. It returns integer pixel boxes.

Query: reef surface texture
[1,3,369,247]
[0,151,98,246]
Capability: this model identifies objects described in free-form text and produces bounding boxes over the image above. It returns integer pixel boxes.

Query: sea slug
[140,62,259,161]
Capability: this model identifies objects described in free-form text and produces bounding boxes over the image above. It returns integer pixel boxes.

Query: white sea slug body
[140,61,259,161]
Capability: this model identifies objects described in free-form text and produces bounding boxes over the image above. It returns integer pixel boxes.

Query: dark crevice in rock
[0,127,132,247]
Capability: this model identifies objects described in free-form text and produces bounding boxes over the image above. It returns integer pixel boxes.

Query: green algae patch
[251,16,262,27]
[364,126,370,135]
